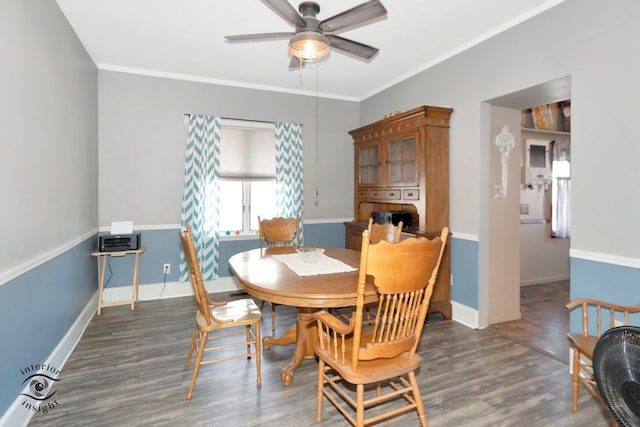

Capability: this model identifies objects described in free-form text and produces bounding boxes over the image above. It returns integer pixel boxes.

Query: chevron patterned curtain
[275,122,304,244]
[180,114,221,281]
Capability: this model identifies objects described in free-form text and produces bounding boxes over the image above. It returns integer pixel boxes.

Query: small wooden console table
[91,247,144,315]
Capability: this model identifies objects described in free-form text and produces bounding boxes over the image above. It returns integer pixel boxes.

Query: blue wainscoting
[450,237,479,310]
[96,229,184,286]
[0,236,96,417]
[302,221,347,249]
[218,238,261,278]
[569,257,640,333]
[103,221,348,287]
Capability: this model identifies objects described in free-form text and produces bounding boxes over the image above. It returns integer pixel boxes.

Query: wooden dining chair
[367,217,402,244]
[566,298,640,412]
[351,218,403,322]
[179,225,262,400]
[258,215,300,332]
[312,227,449,427]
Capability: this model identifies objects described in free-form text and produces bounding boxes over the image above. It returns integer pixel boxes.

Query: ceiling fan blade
[327,35,379,60]
[225,32,294,42]
[262,0,306,28]
[288,56,306,69]
[320,0,387,34]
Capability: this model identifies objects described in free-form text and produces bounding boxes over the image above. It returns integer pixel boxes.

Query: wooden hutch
[344,106,453,319]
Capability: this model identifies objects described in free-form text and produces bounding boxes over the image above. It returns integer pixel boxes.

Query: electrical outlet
[163,263,171,275]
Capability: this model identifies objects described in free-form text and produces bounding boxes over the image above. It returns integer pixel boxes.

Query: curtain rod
[183,113,276,125]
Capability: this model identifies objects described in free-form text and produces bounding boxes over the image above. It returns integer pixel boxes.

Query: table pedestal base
[262,307,319,385]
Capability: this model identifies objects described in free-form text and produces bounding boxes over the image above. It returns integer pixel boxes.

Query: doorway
[482,76,572,357]
[491,279,570,362]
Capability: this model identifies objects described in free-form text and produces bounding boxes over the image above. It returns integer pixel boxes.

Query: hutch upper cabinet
[349,106,452,232]
[357,140,381,186]
[345,105,453,319]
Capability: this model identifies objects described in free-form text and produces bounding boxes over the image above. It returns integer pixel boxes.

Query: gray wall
[361,0,640,258]
[0,0,98,418]
[0,0,98,272]
[520,223,570,285]
[98,71,359,227]
[360,0,640,328]
[96,71,359,287]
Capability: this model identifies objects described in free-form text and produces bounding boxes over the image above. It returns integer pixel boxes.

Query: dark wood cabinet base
[344,220,451,320]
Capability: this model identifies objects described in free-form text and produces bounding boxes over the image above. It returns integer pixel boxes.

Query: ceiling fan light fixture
[288,31,330,62]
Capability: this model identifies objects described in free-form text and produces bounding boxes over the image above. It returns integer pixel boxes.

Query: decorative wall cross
[494,125,515,199]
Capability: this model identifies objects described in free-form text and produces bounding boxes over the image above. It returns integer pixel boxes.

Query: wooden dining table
[228,246,377,386]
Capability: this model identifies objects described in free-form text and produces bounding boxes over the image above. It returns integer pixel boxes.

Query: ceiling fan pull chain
[299,64,304,86]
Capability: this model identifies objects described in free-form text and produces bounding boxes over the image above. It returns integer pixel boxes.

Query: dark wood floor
[29,284,613,426]
[490,280,571,363]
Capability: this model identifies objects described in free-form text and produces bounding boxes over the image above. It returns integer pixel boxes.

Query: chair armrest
[312,311,354,335]
[209,312,234,324]
[566,298,640,337]
[206,294,227,307]
[566,298,640,313]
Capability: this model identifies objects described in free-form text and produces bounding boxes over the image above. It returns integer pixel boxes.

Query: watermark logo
[19,364,61,415]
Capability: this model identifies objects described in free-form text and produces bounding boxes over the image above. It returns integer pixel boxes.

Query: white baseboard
[451,303,522,329]
[102,277,242,303]
[520,274,570,286]
[451,301,480,329]
[0,292,98,427]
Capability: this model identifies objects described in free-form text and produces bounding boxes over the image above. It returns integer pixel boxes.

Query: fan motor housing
[299,2,320,17]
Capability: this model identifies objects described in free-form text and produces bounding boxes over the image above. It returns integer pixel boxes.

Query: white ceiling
[56,0,566,101]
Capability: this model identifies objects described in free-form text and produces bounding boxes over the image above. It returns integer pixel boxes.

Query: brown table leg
[262,307,319,386]
[262,323,297,349]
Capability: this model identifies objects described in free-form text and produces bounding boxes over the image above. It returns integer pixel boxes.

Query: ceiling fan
[225,0,387,68]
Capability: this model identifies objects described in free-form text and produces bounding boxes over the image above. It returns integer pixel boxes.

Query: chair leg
[255,322,262,386]
[571,348,580,412]
[271,303,276,333]
[260,300,276,333]
[409,371,428,427]
[317,359,325,422]
[187,330,207,400]
[356,383,365,427]
[245,325,252,358]
[184,328,199,368]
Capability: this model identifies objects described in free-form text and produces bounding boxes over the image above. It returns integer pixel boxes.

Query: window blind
[220,124,275,179]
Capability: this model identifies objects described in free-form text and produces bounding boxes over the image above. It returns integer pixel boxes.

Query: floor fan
[593,326,640,426]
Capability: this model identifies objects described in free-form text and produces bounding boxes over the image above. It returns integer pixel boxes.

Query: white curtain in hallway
[552,140,570,238]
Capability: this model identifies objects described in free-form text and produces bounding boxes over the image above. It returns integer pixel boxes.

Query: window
[218,180,276,233]
[181,116,302,281]
[218,121,276,235]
